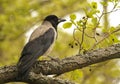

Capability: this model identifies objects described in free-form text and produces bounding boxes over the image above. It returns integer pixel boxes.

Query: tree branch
[0,66,74,84]
[0,43,120,83]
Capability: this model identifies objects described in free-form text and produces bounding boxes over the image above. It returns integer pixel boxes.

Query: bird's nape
[44,15,66,29]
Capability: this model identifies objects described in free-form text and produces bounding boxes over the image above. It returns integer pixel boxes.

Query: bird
[17,15,66,79]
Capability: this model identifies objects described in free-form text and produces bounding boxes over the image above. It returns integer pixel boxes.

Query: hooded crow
[17,15,66,79]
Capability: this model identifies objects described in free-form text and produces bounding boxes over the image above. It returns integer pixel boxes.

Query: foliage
[62,0,120,84]
[63,0,120,54]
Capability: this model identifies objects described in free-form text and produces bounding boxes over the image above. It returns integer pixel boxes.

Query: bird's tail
[17,54,36,79]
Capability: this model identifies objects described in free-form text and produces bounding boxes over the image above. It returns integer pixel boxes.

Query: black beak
[58,18,66,23]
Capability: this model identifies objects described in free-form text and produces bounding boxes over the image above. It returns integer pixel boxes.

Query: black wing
[17,28,55,78]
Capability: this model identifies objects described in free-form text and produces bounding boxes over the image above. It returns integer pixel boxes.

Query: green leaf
[110,34,120,43]
[102,28,107,33]
[109,27,116,32]
[77,20,82,26]
[108,0,112,2]
[100,1,108,6]
[70,14,76,20]
[115,0,118,2]
[91,2,97,9]
[87,9,100,18]
[63,22,72,28]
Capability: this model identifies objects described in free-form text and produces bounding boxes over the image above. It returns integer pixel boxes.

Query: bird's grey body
[17,15,65,79]
[29,21,57,56]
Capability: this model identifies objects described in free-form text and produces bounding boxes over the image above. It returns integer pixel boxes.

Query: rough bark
[0,43,120,84]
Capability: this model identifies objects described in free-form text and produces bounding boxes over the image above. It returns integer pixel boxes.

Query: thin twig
[72,20,95,39]
[78,17,88,54]
[92,1,120,49]
[91,27,120,49]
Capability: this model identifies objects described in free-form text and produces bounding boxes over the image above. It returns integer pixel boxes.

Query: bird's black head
[44,15,66,30]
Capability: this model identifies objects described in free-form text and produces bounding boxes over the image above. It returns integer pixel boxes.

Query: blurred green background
[0,0,120,84]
